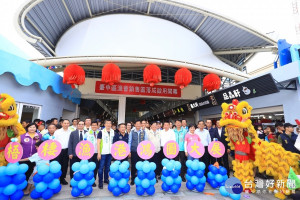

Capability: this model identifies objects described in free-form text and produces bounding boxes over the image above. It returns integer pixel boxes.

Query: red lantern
[140,99,146,105]
[132,108,137,113]
[143,64,161,86]
[174,68,192,89]
[203,73,221,92]
[63,64,85,88]
[102,63,121,85]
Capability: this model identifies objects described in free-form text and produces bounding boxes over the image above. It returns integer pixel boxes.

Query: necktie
[94,131,96,138]
[80,131,83,141]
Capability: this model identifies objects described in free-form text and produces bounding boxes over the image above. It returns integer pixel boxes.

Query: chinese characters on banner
[187,141,205,159]
[137,141,155,160]
[95,81,181,98]
[208,141,225,158]
[76,140,94,160]
[111,141,130,160]
[5,142,23,163]
[38,140,62,160]
[163,140,179,159]
[243,179,296,194]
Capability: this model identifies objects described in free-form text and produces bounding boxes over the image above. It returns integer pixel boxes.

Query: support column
[118,96,126,123]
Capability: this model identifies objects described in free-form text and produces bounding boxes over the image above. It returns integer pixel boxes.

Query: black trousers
[130,151,142,181]
[70,156,81,179]
[55,148,69,180]
[149,152,160,176]
[175,151,187,178]
[200,146,210,176]
[217,152,230,177]
[88,153,99,180]
[157,147,165,175]
[19,160,35,182]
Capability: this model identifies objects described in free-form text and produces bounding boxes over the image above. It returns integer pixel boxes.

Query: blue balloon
[49,163,61,174]
[0,166,6,176]
[207,172,215,180]
[191,162,199,171]
[42,189,53,200]
[186,181,194,190]
[30,189,42,199]
[134,177,141,186]
[80,160,88,165]
[122,184,130,193]
[72,162,80,172]
[161,175,166,182]
[210,165,219,174]
[208,164,214,171]
[48,179,60,190]
[229,193,241,200]
[119,164,128,173]
[199,162,206,171]
[136,185,145,196]
[53,170,62,179]
[50,160,59,165]
[112,186,122,196]
[219,167,227,175]
[219,186,229,197]
[33,173,43,183]
[80,164,89,174]
[146,185,155,195]
[174,176,182,184]
[71,187,82,197]
[191,176,199,185]
[122,161,130,168]
[199,176,206,184]
[17,164,28,174]
[84,171,94,181]
[219,181,225,187]
[0,175,11,187]
[118,178,127,188]
[74,172,83,181]
[5,164,18,176]
[109,178,118,187]
[150,162,156,171]
[161,182,170,191]
[122,170,130,179]
[162,169,170,177]
[150,178,156,185]
[53,184,62,194]
[37,164,50,176]
[185,174,191,181]
[88,162,96,171]
[108,184,113,192]
[3,184,17,196]
[70,178,78,187]
[87,178,95,186]
[43,172,55,183]
[141,179,150,189]
[83,186,93,196]
[147,171,156,180]
[170,170,179,178]
[166,162,174,171]
[114,160,121,165]
[137,171,146,179]
[12,173,26,185]
[136,161,143,171]
[210,179,218,188]
[166,176,174,186]
[109,171,115,178]
[142,163,151,173]
[223,174,229,181]
[161,158,169,167]
[195,170,204,178]
[10,189,23,200]
[186,160,192,168]
[174,161,181,171]
[35,182,48,193]
[17,180,27,190]
[196,183,205,192]
[110,163,119,173]
[171,184,179,193]
[78,179,88,190]
[215,174,223,183]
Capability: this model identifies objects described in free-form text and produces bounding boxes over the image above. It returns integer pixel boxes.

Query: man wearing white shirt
[54,119,71,185]
[142,120,150,134]
[195,120,211,176]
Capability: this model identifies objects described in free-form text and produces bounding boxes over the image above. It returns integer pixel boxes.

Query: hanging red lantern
[140,99,146,105]
[63,64,85,88]
[132,108,137,113]
[102,63,121,85]
[202,73,221,92]
[143,64,161,86]
[174,68,192,89]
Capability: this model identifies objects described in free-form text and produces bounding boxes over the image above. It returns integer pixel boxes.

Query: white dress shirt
[195,128,211,146]
[54,128,71,149]
[160,128,176,147]
[217,128,222,137]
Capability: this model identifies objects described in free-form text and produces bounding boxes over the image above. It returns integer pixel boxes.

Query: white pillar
[118,96,126,123]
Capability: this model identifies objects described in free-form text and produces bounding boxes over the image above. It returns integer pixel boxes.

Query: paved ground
[23,178,280,200]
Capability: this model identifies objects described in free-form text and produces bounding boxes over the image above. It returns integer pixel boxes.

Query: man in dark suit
[212,120,230,177]
[68,121,87,179]
[205,119,217,165]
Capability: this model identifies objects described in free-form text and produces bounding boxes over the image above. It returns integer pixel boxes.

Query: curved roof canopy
[16,0,277,80]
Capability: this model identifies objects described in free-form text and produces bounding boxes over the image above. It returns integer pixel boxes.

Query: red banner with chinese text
[95,81,181,97]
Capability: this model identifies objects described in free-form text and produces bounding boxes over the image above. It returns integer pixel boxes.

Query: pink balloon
[208,141,225,158]
[187,141,205,159]
[163,140,179,159]
[38,140,62,160]
[5,142,23,163]
[75,140,94,160]
[111,141,130,160]
[137,141,155,160]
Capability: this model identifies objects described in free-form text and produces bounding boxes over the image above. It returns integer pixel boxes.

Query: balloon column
[70,160,95,197]
[0,163,28,200]
[161,158,182,193]
[108,161,131,196]
[135,161,157,196]
[30,161,62,200]
[207,164,228,189]
[219,186,241,200]
[185,160,206,192]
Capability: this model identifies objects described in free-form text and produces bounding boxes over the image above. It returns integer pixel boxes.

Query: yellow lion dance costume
[0,94,25,166]
[220,99,300,199]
